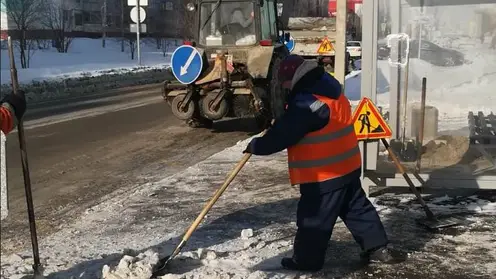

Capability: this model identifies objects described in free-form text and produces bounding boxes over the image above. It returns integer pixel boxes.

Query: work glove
[243,140,254,154]
[259,118,273,130]
[1,90,26,121]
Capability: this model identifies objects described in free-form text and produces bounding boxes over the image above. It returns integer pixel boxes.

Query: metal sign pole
[334,0,348,86]
[102,0,107,48]
[7,36,44,278]
[136,0,141,65]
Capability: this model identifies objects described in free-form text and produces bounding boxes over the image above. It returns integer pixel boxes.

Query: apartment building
[65,0,184,37]
[1,0,185,39]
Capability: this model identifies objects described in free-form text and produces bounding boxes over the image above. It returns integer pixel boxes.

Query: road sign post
[128,0,148,65]
[171,45,203,85]
[102,0,107,48]
[136,0,141,65]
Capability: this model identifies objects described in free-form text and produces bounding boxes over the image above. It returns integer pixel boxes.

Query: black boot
[360,246,407,264]
[281,229,331,272]
[281,257,322,272]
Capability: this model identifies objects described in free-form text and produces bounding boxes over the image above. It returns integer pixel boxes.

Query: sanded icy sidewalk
[1,136,496,279]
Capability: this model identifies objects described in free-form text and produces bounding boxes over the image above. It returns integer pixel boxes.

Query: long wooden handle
[181,122,273,241]
[182,152,252,239]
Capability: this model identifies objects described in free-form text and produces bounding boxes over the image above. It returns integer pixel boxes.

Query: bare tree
[24,38,36,68]
[161,39,179,58]
[179,1,195,40]
[161,39,170,57]
[126,36,137,59]
[41,0,73,53]
[2,0,44,68]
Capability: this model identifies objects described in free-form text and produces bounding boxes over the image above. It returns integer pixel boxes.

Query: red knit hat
[278,54,305,82]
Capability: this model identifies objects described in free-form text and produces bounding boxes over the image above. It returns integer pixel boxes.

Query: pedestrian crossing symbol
[317,37,334,54]
[351,98,392,140]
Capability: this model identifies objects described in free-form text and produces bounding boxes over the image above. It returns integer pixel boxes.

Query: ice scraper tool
[152,125,272,277]
[381,138,462,230]
[7,37,45,278]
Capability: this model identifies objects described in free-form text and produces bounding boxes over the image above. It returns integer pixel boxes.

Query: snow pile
[418,135,482,167]
[101,250,159,279]
[101,189,496,279]
[2,133,496,279]
[0,38,180,85]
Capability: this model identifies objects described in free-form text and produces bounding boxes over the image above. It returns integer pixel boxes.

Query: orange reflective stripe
[288,143,360,169]
[0,105,14,134]
[288,131,358,162]
[288,152,362,184]
[297,124,354,145]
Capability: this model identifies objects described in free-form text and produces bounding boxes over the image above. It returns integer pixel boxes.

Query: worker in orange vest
[1,90,26,134]
[244,55,401,271]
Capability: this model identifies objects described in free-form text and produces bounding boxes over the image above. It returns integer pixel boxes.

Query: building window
[75,12,83,26]
[165,2,173,11]
[63,10,70,22]
[82,11,101,24]
[83,11,91,23]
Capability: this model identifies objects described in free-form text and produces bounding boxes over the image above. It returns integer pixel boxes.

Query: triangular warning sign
[317,38,334,54]
[351,97,392,141]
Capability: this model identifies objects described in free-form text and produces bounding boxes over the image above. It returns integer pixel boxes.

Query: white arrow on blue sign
[284,36,295,52]
[171,45,203,85]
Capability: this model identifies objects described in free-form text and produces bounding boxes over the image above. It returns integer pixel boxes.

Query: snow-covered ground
[1,135,495,279]
[0,38,180,85]
[344,37,496,132]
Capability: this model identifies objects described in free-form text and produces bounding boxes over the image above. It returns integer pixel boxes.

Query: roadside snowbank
[0,38,179,85]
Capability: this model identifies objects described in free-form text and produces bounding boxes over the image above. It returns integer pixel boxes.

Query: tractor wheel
[171,94,195,120]
[188,95,214,128]
[269,50,288,120]
[200,93,229,120]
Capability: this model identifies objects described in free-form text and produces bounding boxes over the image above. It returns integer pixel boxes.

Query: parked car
[377,43,390,60]
[409,39,465,66]
[377,39,465,67]
[347,41,362,57]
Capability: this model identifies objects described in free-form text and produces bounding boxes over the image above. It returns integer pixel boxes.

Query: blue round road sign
[284,36,295,52]
[171,45,203,85]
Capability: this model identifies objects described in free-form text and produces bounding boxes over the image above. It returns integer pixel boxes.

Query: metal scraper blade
[416,216,464,230]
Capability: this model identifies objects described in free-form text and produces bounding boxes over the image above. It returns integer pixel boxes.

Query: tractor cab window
[199,2,256,46]
[260,0,277,40]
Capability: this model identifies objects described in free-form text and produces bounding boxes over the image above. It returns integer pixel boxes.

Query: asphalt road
[1,84,259,254]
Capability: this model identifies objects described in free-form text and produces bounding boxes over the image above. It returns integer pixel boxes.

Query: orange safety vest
[287,93,361,185]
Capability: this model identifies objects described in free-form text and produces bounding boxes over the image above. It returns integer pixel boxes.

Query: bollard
[1,131,7,220]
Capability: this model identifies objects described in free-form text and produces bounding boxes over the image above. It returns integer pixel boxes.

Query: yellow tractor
[162,0,290,128]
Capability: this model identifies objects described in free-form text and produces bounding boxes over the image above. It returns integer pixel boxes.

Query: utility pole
[102,0,107,48]
[136,0,141,65]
